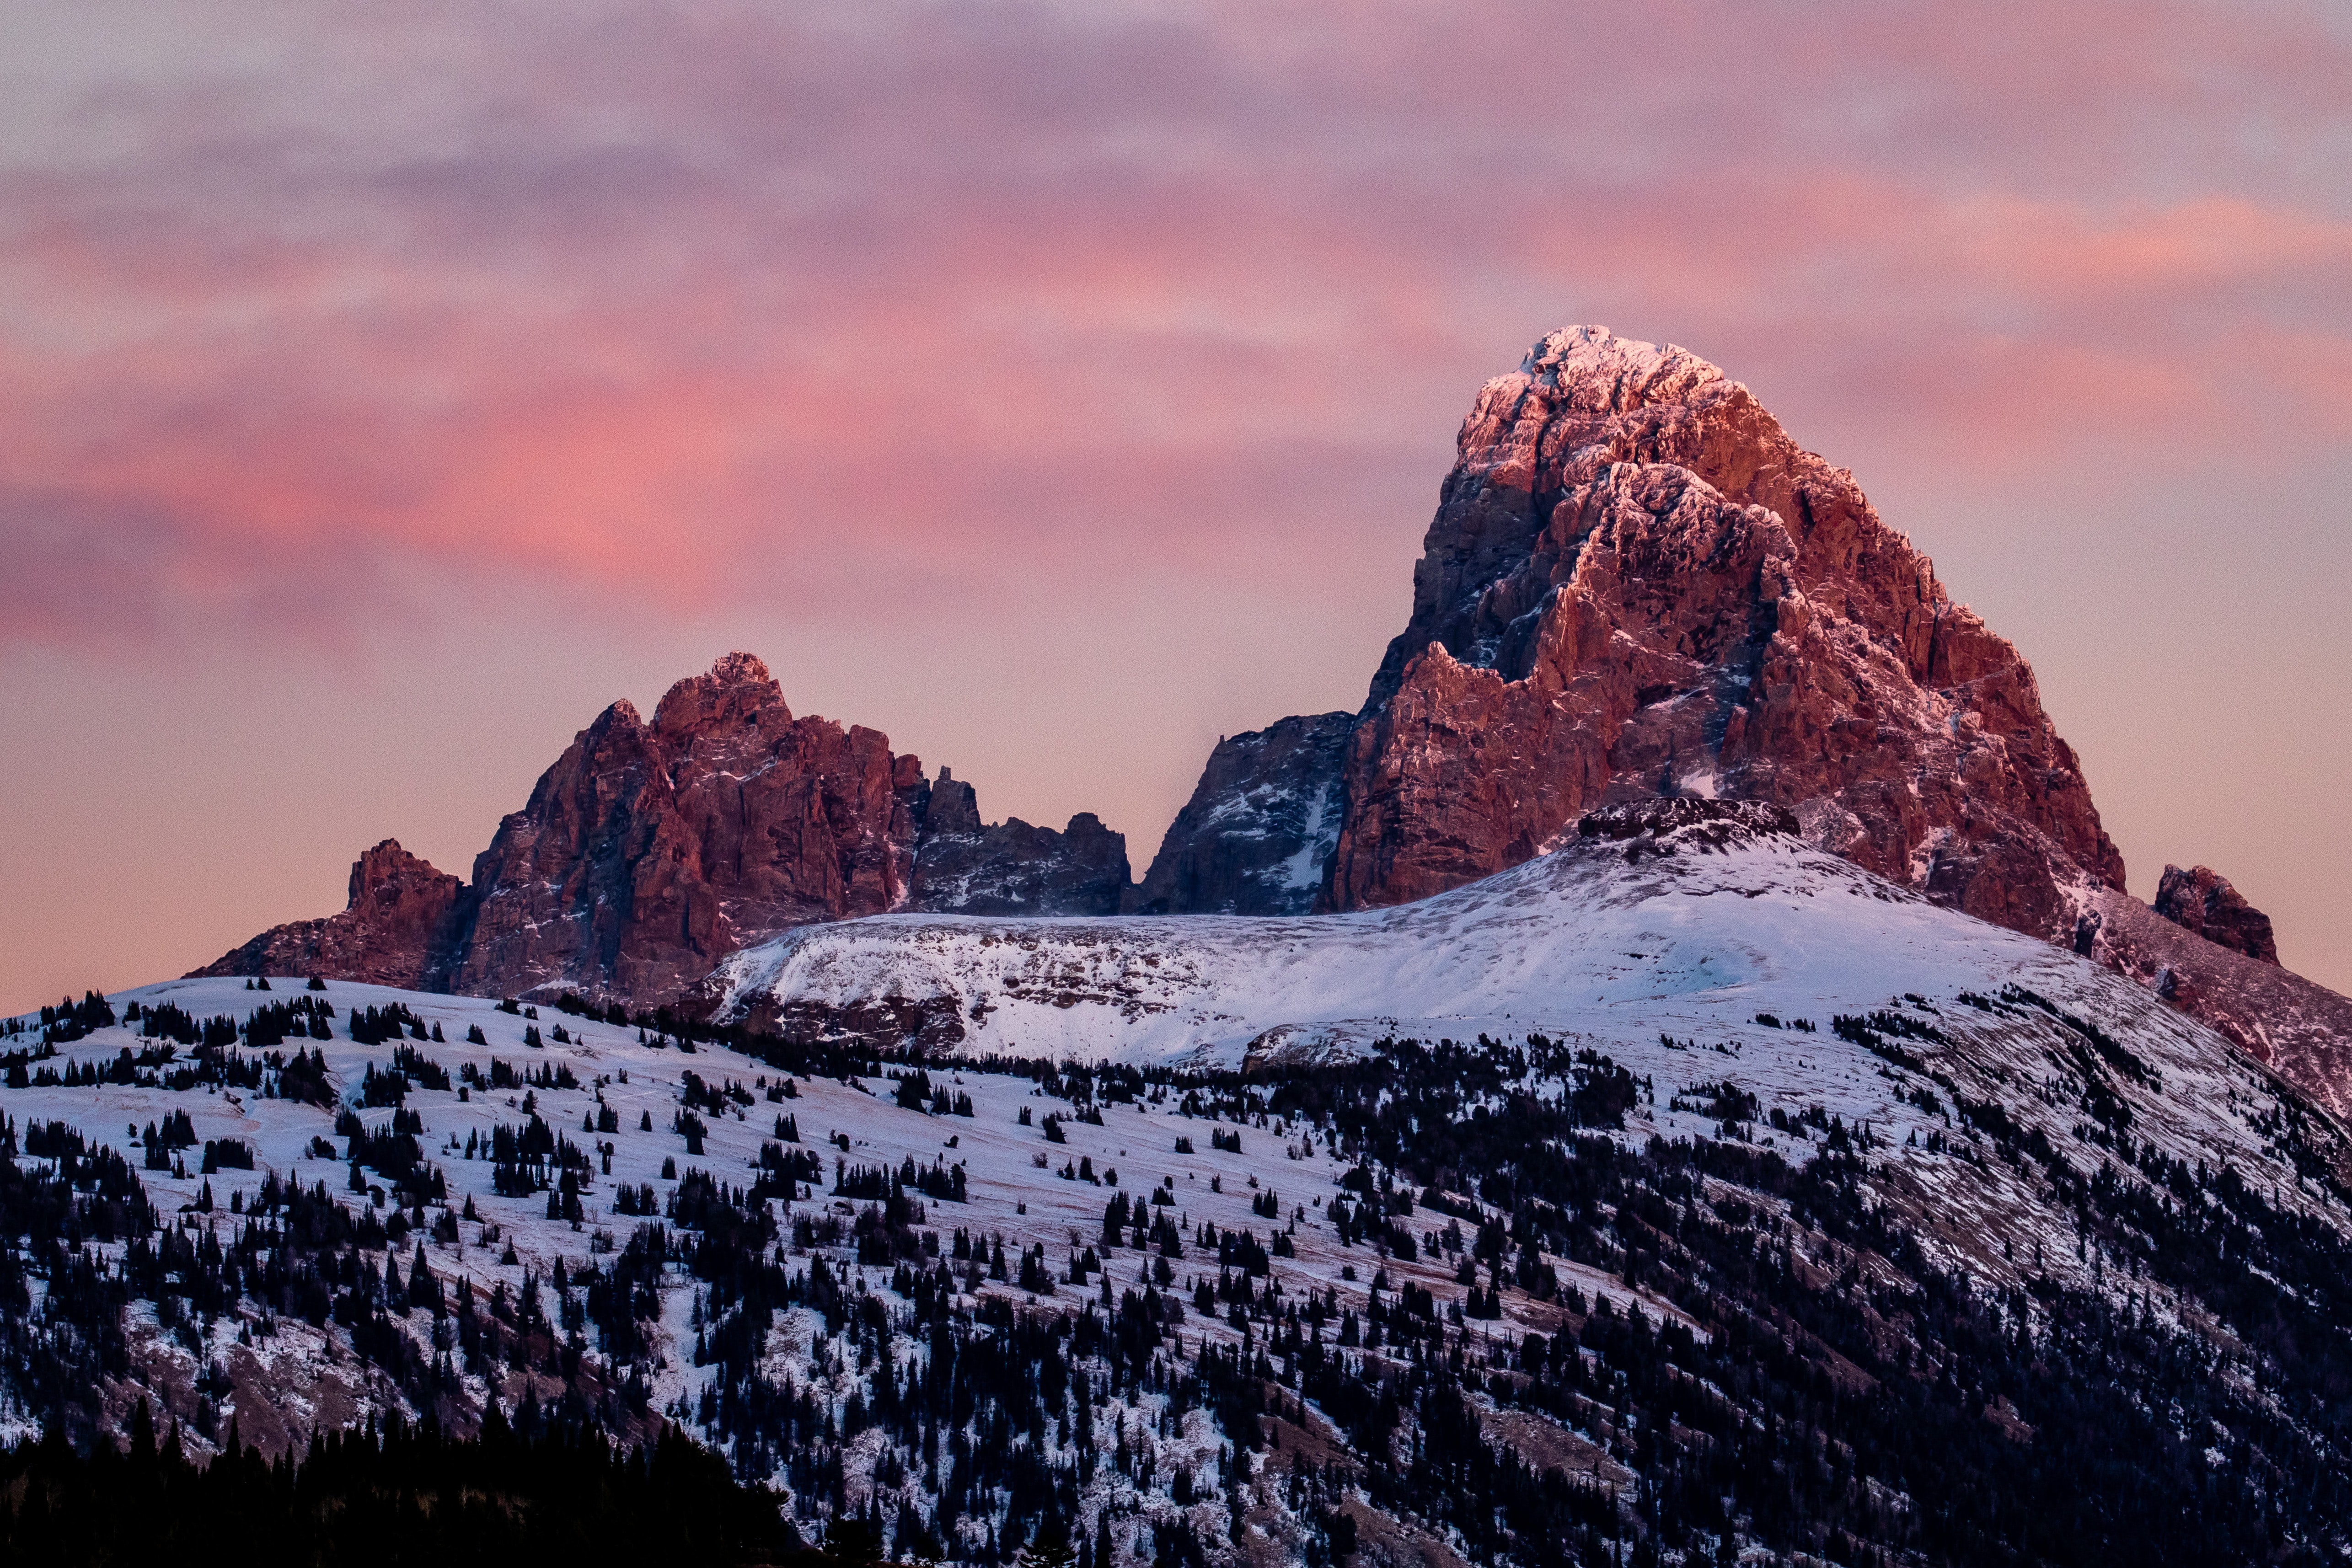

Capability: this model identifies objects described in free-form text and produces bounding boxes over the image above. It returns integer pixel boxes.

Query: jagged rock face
[1134,712,1353,914]
[190,840,471,990]
[907,769,1131,917]
[200,654,1136,1006]
[1321,326,2125,939]
[2153,864,2278,963]
[452,654,925,1005]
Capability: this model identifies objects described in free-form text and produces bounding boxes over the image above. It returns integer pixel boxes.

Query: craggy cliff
[193,840,472,991]
[450,653,929,1004]
[1150,326,2122,938]
[907,770,1130,917]
[1132,712,1354,915]
[196,654,1129,1006]
[1143,326,2349,1105]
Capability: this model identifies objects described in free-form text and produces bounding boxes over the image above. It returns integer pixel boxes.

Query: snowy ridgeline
[712,803,2285,1094]
[7,819,2352,1562]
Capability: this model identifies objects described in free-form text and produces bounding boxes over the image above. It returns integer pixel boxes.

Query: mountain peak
[346,839,455,905]
[652,650,788,735]
[1141,328,2122,954]
[1513,324,1726,413]
[705,649,774,686]
[192,840,470,990]
[203,651,1130,1007]
[1331,326,2123,931]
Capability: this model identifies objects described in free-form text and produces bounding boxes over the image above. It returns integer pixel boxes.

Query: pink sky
[3,0,2347,1011]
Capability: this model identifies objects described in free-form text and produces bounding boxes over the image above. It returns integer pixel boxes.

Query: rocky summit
[194,839,471,992]
[1153,326,2122,939]
[198,329,2347,1118]
[196,654,1130,1006]
[2153,862,2279,963]
[1144,326,2352,1108]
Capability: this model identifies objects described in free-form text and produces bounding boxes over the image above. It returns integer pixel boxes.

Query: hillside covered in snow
[707,802,2181,1076]
[8,798,2352,1562]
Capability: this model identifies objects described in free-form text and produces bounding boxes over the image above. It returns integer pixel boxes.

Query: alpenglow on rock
[450,653,927,1004]
[1142,326,2352,1112]
[192,840,471,991]
[1152,326,2125,947]
[2152,864,2278,964]
[196,654,1130,1006]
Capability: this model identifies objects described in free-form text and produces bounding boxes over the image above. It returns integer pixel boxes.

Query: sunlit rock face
[201,654,1128,1007]
[1192,325,2124,941]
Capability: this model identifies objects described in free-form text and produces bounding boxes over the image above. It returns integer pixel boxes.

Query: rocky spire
[1149,326,2122,943]
[2153,864,2278,963]
[197,653,1130,1006]
[190,840,472,990]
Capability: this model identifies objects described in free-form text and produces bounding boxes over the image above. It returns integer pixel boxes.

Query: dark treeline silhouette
[0,1401,797,1565]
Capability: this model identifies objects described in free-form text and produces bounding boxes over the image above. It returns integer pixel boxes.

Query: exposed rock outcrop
[1319,326,2123,935]
[1575,796,1801,847]
[1136,326,2352,1108]
[199,654,1132,1006]
[1134,712,1353,914]
[908,768,1131,916]
[191,840,472,990]
[451,653,925,1005]
[2152,864,2278,964]
[1152,331,2122,947]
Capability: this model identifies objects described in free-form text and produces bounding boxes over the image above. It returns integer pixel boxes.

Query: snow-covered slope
[11,800,2352,1562]
[713,801,2185,1072]
[0,972,1383,1496]
[709,798,2352,1239]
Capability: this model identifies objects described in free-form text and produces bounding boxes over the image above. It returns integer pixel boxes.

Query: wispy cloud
[3,0,2343,644]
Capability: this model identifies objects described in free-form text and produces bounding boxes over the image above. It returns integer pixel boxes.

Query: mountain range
[1,325,2327,1564]
[195,327,2351,1115]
